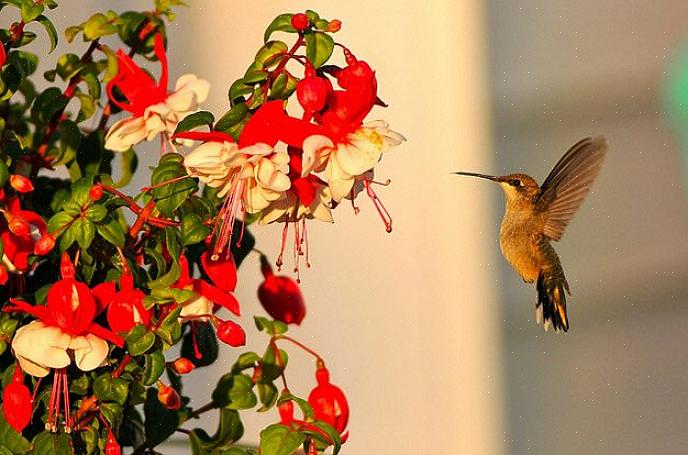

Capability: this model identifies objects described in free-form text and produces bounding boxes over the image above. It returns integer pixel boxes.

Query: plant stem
[188,401,216,419]
[274,335,324,363]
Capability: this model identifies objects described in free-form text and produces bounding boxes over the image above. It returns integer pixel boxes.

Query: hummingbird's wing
[536,136,607,241]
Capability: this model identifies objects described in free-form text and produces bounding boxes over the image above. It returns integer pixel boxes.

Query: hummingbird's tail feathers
[536,268,570,332]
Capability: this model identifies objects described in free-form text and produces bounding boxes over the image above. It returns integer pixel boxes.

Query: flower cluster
[0,6,385,455]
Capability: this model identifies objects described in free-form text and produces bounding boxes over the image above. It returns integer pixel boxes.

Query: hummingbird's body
[454,137,607,332]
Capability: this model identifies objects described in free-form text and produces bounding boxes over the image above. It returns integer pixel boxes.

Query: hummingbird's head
[494,173,540,205]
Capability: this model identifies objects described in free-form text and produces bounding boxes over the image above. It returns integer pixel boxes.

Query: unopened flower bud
[8,215,30,236]
[105,429,121,455]
[9,175,33,193]
[216,320,246,347]
[0,265,8,286]
[291,13,309,31]
[327,20,342,32]
[89,184,104,201]
[297,76,330,113]
[258,256,306,325]
[2,366,32,433]
[170,357,195,375]
[157,382,181,410]
[34,234,56,256]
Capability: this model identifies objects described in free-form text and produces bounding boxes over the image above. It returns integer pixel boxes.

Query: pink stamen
[363,178,393,233]
[62,369,72,432]
[301,217,311,268]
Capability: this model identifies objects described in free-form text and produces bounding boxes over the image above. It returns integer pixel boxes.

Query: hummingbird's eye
[509,179,522,187]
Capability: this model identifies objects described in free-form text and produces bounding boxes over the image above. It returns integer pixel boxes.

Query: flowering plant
[0,2,402,454]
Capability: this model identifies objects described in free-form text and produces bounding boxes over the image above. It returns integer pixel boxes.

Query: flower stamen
[363,178,393,233]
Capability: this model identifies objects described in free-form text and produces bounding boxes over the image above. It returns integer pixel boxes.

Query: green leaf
[257,382,278,411]
[256,41,288,68]
[0,160,9,187]
[143,350,166,385]
[151,154,197,217]
[154,306,182,346]
[174,111,215,135]
[243,69,268,84]
[83,204,107,222]
[144,388,179,448]
[126,324,156,356]
[264,13,296,42]
[305,31,335,68]
[308,421,342,455]
[262,346,288,382]
[20,0,44,23]
[189,409,244,453]
[254,317,288,335]
[83,12,118,41]
[0,413,30,454]
[232,352,261,374]
[96,215,126,248]
[30,432,71,455]
[277,393,314,421]
[269,72,297,100]
[228,79,253,103]
[71,217,96,249]
[259,424,306,455]
[182,213,211,246]
[32,86,67,123]
[93,374,130,405]
[212,373,258,410]
[8,51,38,78]
[47,211,75,235]
[55,53,83,80]
[64,25,83,43]
[215,103,249,132]
[36,15,58,52]
[100,401,124,432]
[113,148,137,188]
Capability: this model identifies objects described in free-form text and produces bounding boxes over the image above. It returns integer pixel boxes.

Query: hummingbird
[454,136,607,332]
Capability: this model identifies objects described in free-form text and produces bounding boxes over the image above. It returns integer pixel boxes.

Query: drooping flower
[4,253,124,432]
[173,254,240,319]
[92,263,150,334]
[105,429,121,455]
[2,365,32,433]
[104,34,210,152]
[257,254,306,324]
[300,52,405,231]
[216,320,246,347]
[308,362,349,443]
[1,193,53,274]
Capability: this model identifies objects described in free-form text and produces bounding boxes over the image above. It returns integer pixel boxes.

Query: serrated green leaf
[47,211,75,234]
[154,306,182,345]
[182,213,210,246]
[255,41,288,68]
[96,215,125,248]
[264,13,296,43]
[83,12,118,41]
[93,374,130,405]
[30,432,71,455]
[84,204,107,222]
[215,103,249,132]
[305,31,334,68]
[20,0,44,23]
[70,217,96,249]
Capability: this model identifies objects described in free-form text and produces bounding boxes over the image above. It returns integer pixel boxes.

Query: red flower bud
[170,357,195,375]
[34,234,56,256]
[0,265,8,286]
[9,175,33,193]
[201,251,237,292]
[291,13,309,31]
[216,320,246,347]
[2,366,32,433]
[297,76,330,113]
[308,364,349,443]
[8,215,30,236]
[258,256,306,325]
[105,430,121,455]
[327,20,342,32]
[157,382,181,410]
[60,252,75,280]
[89,184,104,201]
[278,399,295,425]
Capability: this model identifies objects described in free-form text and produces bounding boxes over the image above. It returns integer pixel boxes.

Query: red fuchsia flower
[300,50,405,231]
[104,34,209,152]
[308,362,349,443]
[92,262,150,334]
[173,254,240,319]
[257,255,306,324]
[2,365,32,433]
[1,193,52,274]
[4,253,124,432]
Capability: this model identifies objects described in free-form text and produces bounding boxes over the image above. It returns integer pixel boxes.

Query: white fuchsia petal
[104,117,149,152]
[71,334,109,372]
[180,295,213,319]
[12,321,71,377]
[302,135,334,177]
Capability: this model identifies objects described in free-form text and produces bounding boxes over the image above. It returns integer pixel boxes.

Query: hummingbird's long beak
[452,171,498,181]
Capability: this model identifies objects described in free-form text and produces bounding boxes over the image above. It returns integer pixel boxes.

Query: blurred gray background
[19,0,688,453]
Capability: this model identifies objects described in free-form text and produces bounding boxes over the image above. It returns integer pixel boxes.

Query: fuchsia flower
[308,363,350,443]
[92,262,150,334]
[104,34,209,152]
[174,254,240,319]
[5,254,124,432]
[1,192,54,274]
